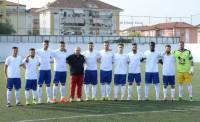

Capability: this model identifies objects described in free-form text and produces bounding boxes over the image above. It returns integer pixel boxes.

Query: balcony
[61,17,85,24]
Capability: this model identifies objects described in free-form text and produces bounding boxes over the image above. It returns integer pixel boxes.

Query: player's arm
[189,52,194,75]
[4,64,8,80]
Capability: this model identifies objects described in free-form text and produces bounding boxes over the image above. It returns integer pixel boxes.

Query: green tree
[0,21,15,34]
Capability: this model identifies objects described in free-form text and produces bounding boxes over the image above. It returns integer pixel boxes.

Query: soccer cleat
[138,97,142,101]
[51,98,57,104]
[127,97,131,101]
[38,98,42,104]
[92,97,96,101]
[47,98,51,104]
[6,103,12,107]
[76,98,82,102]
[60,98,67,103]
[33,99,37,104]
[85,97,89,101]
[178,97,183,101]
[101,97,106,101]
[113,98,118,101]
[69,98,74,102]
[189,97,193,101]
[26,101,30,105]
[105,96,110,101]
[16,102,22,106]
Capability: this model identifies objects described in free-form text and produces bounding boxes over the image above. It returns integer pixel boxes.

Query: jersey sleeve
[5,57,10,65]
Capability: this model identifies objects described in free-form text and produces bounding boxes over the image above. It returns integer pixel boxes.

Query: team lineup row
[4,40,194,107]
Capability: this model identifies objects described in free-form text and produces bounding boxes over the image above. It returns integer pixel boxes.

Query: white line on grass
[16,108,200,122]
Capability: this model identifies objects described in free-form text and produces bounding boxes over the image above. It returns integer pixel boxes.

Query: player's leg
[163,76,168,100]
[76,75,84,102]
[185,73,192,101]
[45,70,51,103]
[100,70,106,100]
[168,76,175,101]
[144,72,151,100]
[84,70,90,101]
[91,70,98,100]
[114,75,120,100]
[52,71,59,103]
[136,73,142,101]
[105,71,112,100]
[127,73,134,100]
[177,72,184,100]
[6,78,13,107]
[38,70,45,104]
[14,78,22,106]
[120,75,126,100]
[70,75,76,102]
[153,73,160,101]
[25,80,31,105]
[60,72,67,103]
[32,80,38,104]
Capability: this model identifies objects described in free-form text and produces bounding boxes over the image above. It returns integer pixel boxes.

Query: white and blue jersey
[99,50,114,84]
[52,50,69,85]
[113,53,129,85]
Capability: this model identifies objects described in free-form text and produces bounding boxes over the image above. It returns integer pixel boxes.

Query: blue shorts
[38,70,51,85]
[84,70,98,85]
[100,70,112,84]
[128,73,141,85]
[163,76,175,86]
[53,71,67,85]
[114,74,126,85]
[145,72,160,84]
[7,78,21,90]
[25,79,37,91]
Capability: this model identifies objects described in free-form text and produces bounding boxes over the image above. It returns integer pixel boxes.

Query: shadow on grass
[21,100,200,115]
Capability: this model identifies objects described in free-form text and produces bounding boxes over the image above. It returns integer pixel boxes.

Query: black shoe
[7,103,12,107]
[16,102,23,106]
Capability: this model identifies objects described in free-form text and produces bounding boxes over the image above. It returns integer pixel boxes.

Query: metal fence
[0,35,180,44]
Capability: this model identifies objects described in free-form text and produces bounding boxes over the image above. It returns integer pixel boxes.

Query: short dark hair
[59,41,65,44]
[103,41,109,44]
[165,44,171,48]
[29,48,35,51]
[43,40,49,43]
[149,41,155,45]
[12,47,18,49]
[132,43,137,46]
[88,42,93,45]
[117,43,124,47]
[178,41,184,44]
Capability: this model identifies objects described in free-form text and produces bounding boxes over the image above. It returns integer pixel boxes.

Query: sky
[8,0,200,29]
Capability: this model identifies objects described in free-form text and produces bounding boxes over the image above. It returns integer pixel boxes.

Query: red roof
[4,1,26,6]
[123,22,196,32]
[47,0,122,10]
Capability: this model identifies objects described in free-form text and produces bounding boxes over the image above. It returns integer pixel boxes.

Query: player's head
[103,41,109,51]
[29,48,35,57]
[149,41,155,52]
[165,45,171,54]
[74,47,81,56]
[12,47,18,57]
[178,41,184,50]
[132,43,137,53]
[59,41,66,51]
[117,43,124,54]
[88,42,94,52]
[43,40,49,50]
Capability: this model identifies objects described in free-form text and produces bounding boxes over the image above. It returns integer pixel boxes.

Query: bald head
[74,47,81,56]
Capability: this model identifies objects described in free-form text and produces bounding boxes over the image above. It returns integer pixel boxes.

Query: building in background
[38,0,122,36]
[26,8,39,35]
[0,1,29,35]
[122,22,198,43]
[196,24,200,43]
